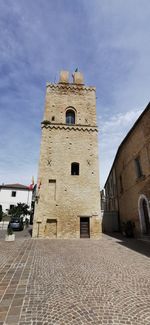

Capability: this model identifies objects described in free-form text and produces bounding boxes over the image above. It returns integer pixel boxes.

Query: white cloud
[83,0,150,113]
[100,110,142,134]
[0,0,149,190]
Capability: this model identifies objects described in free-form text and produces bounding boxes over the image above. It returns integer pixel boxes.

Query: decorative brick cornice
[41,121,98,132]
[46,83,95,93]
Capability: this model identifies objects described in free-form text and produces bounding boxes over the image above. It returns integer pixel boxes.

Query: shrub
[7,225,14,235]
[7,203,30,219]
[0,205,3,222]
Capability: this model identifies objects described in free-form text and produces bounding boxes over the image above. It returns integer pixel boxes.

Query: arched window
[66,109,75,125]
[71,162,79,175]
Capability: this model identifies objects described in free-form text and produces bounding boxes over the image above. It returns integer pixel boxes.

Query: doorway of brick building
[138,195,150,235]
[142,199,150,234]
[80,217,90,238]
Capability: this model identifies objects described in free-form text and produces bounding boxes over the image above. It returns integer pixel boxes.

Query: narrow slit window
[134,157,143,178]
[119,175,123,193]
[71,162,79,175]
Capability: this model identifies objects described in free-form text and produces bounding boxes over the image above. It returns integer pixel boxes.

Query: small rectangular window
[11,191,16,197]
[10,204,14,210]
[134,157,143,178]
[71,162,79,175]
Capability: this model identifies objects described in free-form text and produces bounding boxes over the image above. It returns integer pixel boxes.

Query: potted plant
[5,225,15,241]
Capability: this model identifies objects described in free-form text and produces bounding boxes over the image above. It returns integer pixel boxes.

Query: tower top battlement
[59,70,84,85]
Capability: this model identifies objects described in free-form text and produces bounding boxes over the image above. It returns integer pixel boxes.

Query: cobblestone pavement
[0,226,32,240]
[0,236,150,325]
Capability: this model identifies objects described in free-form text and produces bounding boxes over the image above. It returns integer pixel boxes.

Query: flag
[28,176,34,190]
[72,68,78,79]
[28,184,34,190]
[37,179,41,190]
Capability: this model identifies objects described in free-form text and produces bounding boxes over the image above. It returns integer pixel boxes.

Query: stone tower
[32,71,101,239]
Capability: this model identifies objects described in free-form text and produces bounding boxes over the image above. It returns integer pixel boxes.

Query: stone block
[59,71,69,83]
[72,72,84,84]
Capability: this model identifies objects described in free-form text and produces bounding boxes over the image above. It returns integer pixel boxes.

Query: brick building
[33,71,101,238]
[104,103,150,236]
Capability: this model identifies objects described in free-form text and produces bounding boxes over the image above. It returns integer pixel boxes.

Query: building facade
[33,71,101,239]
[0,183,32,213]
[104,103,150,236]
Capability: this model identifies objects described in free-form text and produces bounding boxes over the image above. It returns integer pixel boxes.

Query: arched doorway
[138,195,150,234]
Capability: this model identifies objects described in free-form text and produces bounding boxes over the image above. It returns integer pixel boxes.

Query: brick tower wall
[33,72,101,238]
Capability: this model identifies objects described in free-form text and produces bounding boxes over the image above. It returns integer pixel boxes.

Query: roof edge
[104,102,150,188]
[0,183,32,191]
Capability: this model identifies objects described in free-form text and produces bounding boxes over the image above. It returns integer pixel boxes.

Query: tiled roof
[0,183,32,190]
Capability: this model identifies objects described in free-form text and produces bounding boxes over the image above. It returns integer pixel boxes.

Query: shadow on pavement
[0,225,33,240]
[28,227,32,237]
[106,232,150,258]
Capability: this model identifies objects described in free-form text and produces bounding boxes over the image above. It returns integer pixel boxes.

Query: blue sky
[0,0,150,188]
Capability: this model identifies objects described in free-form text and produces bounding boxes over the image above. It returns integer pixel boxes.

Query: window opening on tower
[71,162,79,175]
[66,109,75,125]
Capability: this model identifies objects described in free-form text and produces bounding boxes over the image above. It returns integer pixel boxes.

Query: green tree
[7,203,30,219]
[0,205,3,221]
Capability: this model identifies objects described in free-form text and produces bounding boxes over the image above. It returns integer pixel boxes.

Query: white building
[0,183,33,213]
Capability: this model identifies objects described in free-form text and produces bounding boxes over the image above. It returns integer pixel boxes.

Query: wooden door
[80,217,90,238]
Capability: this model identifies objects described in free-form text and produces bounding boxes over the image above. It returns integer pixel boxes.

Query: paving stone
[0,235,150,324]
[0,312,7,321]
